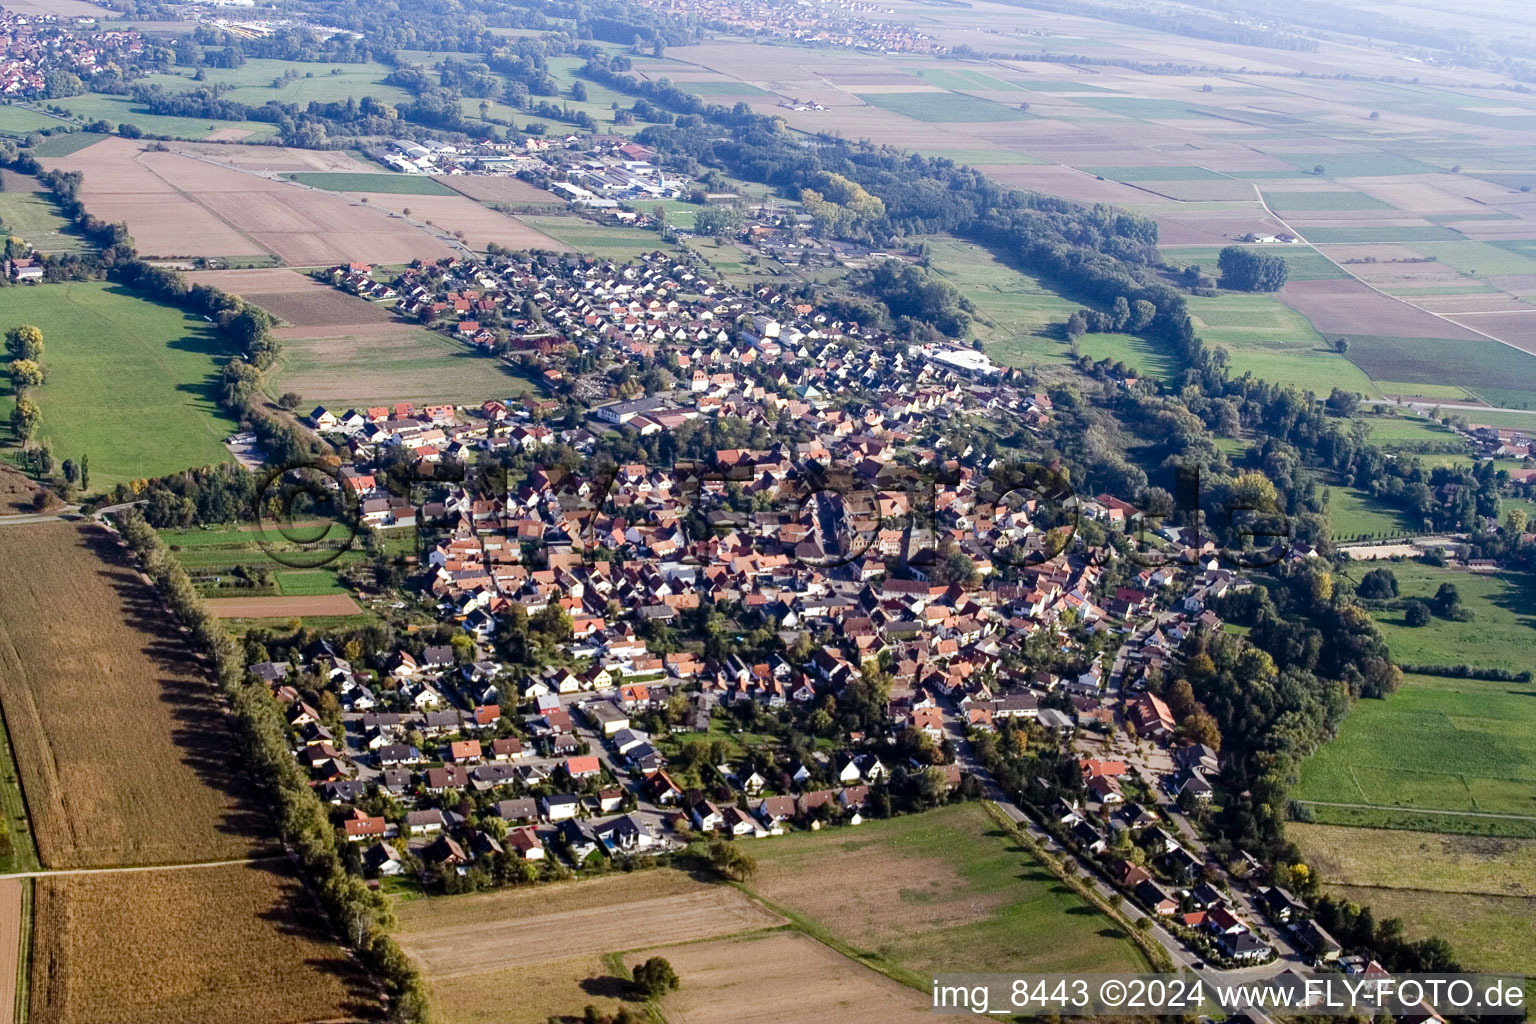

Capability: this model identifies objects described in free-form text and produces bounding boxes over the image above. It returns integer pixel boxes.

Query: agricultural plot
[30,862,377,1024]
[287,172,457,195]
[1290,826,1536,985]
[857,90,1035,123]
[1184,293,1373,393]
[0,282,238,488]
[1159,245,1349,282]
[627,931,933,1024]
[271,322,533,407]
[205,594,364,618]
[520,214,678,262]
[44,137,459,265]
[1341,334,1536,407]
[438,174,563,206]
[343,193,570,252]
[0,524,268,868]
[0,105,71,135]
[188,267,394,329]
[747,802,1149,979]
[1296,663,1536,834]
[1262,190,1396,212]
[395,869,784,1024]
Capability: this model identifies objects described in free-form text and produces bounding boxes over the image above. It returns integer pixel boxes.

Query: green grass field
[1363,414,1470,449]
[0,187,92,253]
[1296,669,1536,833]
[747,802,1149,981]
[0,283,238,489]
[1076,332,1180,382]
[521,214,679,262]
[285,172,456,195]
[920,235,1083,367]
[0,105,72,135]
[1328,485,1418,540]
[1082,165,1229,181]
[857,91,1036,123]
[51,93,280,141]
[1281,153,1438,177]
[1307,225,1467,244]
[26,132,104,157]
[1186,292,1375,392]
[675,80,771,96]
[138,59,414,109]
[1159,245,1348,281]
[1366,565,1536,676]
[1408,240,1536,278]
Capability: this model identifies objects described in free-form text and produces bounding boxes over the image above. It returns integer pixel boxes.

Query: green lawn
[285,172,456,195]
[0,282,238,489]
[857,91,1036,123]
[1160,245,1348,281]
[747,802,1149,981]
[1296,668,1536,833]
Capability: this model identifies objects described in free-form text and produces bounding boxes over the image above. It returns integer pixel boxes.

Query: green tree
[9,358,44,391]
[1403,599,1431,627]
[1216,247,1288,292]
[79,452,88,491]
[632,955,679,999]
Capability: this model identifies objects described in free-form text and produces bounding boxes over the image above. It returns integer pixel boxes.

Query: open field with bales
[0,282,238,490]
[29,861,378,1024]
[0,523,269,868]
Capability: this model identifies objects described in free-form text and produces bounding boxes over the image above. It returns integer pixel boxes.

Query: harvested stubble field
[394,869,785,1023]
[437,174,563,205]
[205,594,363,618]
[625,931,933,1024]
[188,268,396,329]
[344,193,571,252]
[43,137,458,265]
[0,523,268,868]
[0,878,19,1024]
[30,861,378,1024]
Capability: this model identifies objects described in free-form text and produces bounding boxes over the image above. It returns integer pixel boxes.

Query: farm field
[1158,245,1348,282]
[1341,334,1536,407]
[437,174,563,206]
[626,931,933,1024]
[287,172,457,195]
[0,282,238,489]
[395,868,785,1024]
[343,192,571,251]
[521,214,679,262]
[205,593,364,618]
[1184,292,1374,393]
[42,137,459,265]
[857,90,1035,123]
[1295,669,1536,834]
[187,266,395,329]
[271,321,533,407]
[29,861,377,1024]
[0,105,71,135]
[747,802,1149,980]
[1290,825,1536,986]
[0,524,269,869]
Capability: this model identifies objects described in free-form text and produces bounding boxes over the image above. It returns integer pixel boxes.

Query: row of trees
[114,509,428,1022]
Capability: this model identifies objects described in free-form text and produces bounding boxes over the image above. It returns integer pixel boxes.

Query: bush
[632,956,679,999]
[1403,600,1431,627]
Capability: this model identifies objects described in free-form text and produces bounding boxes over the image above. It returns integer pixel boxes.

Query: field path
[0,853,289,881]
[1297,800,1536,823]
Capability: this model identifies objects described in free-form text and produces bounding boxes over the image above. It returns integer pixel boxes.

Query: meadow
[0,105,71,135]
[0,282,238,489]
[0,524,269,868]
[857,91,1035,123]
[920,235,1083,366]
[1327,485,1418,540]
[0,186,92,253]
[1158,245,1348,282]
[49,93,280,140]
[521,214,679,262]
[1290,825,1536,988]
[139,58,414,108]
[1367,564,1536,676]
[29,862,377,1024]
[1295,665,1536,834]
[1184,292,1374,393]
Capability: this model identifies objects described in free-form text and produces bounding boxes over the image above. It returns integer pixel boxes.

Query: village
[277,242,1359,974]
[0,8,143,99]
